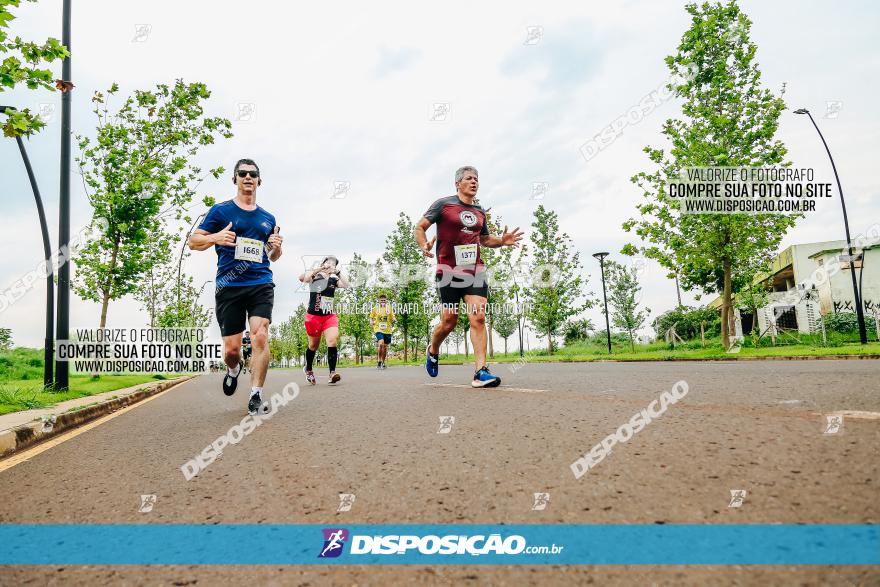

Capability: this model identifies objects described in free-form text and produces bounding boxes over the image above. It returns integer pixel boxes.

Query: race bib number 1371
[454,244,478,267]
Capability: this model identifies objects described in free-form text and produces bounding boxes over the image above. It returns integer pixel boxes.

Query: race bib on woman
[319,296,335,313]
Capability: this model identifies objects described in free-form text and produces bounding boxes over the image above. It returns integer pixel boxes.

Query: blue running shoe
[472,366,501,388]
[425,348,439,377]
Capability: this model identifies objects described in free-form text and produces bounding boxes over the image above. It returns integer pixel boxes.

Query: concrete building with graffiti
[709,240,880,337]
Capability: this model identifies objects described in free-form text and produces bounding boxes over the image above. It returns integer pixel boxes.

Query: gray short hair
[455,166,478,183]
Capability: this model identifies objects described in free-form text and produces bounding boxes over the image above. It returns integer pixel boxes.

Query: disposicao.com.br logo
[319,528,563,558]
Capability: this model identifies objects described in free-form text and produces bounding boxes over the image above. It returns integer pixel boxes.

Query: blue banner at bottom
[0,524,876,565]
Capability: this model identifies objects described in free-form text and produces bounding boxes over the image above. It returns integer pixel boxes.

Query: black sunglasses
[236,170,260,178]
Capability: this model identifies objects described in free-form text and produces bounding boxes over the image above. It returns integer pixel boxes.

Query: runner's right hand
[213,222,236,246]
[422,236,436,258]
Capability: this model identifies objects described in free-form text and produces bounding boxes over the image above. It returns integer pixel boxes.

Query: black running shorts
[435,272,488,305]
[215,283,274,337]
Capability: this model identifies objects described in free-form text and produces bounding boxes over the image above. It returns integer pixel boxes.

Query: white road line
[422,383,547,393]
[829,410,880,420]
[0,380,187,473]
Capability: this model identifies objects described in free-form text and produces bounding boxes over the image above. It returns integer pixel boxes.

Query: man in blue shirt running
[189,159,283,415]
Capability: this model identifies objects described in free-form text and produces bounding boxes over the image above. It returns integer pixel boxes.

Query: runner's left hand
[500,225,524,247]
[268,227,283,249]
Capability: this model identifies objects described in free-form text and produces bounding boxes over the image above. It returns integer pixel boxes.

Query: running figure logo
[138,494,157,513]
[532,492,550,511]
[728,489,747,508]
[318,528,349,558]
[40,414,57,433]
[438,416,455,434]
[429,102,450,122]
[337,493,356,512]
[823,414,843,435]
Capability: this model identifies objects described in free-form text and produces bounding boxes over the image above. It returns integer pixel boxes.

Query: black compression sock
[328,346,338,372]
[306,348,315,371]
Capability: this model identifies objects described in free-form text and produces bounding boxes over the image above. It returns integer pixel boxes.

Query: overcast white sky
[1,0,878,348]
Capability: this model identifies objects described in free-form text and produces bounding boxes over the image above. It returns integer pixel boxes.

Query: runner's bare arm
[189,223,236,251]
[336,272,351,288]
[414,217,436,258]
[480,225,524,248]
[298,268,322,283]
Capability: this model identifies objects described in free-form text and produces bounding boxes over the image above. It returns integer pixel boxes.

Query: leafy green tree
[0,0,69,137]
[822,312,859,334]
[481,211,512,359]
[74,81,232,326]
[0,326,12,350]
[154,275,212,328]
[272,305,309,365]
[491,308,518,355]
[384,212,428,362]
[605,261,650,352]
[652,305,720,340]
[447,318,464,356]
[735,282,770,340]
[483,213,523,356]
[502,230,529,355]
[622,0,797,349]
[338,253,374,364]
[563,318,595,346]
[524,205,590,353]
[269,325,283,363]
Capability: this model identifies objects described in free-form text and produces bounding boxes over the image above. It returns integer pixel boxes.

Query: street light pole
[593,252,612,353]
[1,106,54,387]
[55,0,73,389]
[178,211,208,324]
[794,108,867,344]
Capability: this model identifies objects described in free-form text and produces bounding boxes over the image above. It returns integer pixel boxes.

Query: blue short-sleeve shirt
[198,200,277,288]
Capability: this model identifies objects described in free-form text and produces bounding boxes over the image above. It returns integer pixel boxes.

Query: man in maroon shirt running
[414,166,524,387]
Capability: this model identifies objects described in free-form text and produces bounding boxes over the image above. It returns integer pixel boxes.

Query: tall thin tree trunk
[99,237,121,328]
[403,328,409,362]
[547,329,553,354]
[721,256,732,349]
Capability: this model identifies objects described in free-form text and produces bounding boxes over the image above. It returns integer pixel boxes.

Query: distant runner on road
[369,294,395,370]
[299,256,350,385]
[242,330,252,372]
[188,158,283,415]
[414,165,523,388]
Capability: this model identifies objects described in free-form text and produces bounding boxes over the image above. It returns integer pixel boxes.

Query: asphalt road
[1,359,878,585]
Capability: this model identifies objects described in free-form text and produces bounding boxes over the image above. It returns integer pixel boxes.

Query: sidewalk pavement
[0,375,197,458]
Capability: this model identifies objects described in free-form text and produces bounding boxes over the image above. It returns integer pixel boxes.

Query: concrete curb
[0,375,198,459]
[557,354,880,363]
[356,355,880,367]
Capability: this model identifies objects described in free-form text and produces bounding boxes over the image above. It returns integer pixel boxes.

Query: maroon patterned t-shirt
[422,195,490,276]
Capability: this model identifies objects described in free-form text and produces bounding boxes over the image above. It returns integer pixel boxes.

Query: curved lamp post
[794,108,867,344]
[1,106,54,387]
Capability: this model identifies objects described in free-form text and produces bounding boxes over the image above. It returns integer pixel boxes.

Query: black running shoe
[222,362,242,396]
[247,391,265,416]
